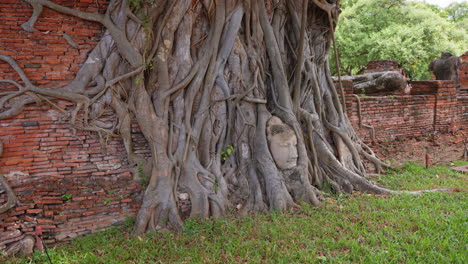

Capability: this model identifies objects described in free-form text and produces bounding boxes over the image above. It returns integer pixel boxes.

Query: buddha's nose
[289,145,298,158]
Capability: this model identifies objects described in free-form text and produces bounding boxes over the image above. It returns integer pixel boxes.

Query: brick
[24,205,43,212]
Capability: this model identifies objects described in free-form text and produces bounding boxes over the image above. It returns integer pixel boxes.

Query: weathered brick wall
[458,92,468,131]
[460,51,468,89]
[365,60,399,73]
[338,80,466,143]
[349,95,436,142]
[432,81,459,133]
[0,0,108,86]
[410,81,439,95]
[0,104,143,247]
[0,0,145,250]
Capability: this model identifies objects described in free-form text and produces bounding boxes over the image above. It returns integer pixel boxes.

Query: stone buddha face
[267,116,298,170]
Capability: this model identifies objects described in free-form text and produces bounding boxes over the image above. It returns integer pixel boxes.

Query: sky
[416,0,467,8]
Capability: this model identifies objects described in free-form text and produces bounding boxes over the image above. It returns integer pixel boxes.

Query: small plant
[124,216,135,228]
[143,57,155,70]
[221,145,234,162]
[137,161,149,188]
[135,75,144,85]
[104,198,111,205]
[61,193,73,202]
[128,0,154,11]
[213,181,219,192]
[388,95,395,99]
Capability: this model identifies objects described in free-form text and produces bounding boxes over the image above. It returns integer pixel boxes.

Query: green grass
[2,161,467,264]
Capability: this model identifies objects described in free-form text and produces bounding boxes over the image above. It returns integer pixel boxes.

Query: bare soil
[367,130,467,167]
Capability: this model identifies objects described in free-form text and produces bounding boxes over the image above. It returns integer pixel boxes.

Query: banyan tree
[1,0,402,235]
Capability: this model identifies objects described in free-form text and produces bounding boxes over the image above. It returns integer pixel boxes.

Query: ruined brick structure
[340,80,467,142]
[365,60,400,73]
[0,0,145,251]
[1,1,467,252]
[460,52,468,89]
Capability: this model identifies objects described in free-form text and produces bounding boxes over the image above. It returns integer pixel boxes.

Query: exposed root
[0,141,21,214]
[0,0,453,237]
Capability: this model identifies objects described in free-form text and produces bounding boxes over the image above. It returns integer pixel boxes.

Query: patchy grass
[2,161,467,263]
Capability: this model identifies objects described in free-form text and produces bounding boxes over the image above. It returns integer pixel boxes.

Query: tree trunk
[1,0,397,234]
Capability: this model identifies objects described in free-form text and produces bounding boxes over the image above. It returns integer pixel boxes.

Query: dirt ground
[366,130,467,167]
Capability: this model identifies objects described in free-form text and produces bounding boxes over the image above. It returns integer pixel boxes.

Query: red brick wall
[460,52,468,89]
[432,81,459,133]
[349,95,436,142]
[338,80,466,143]
[365,60,399,73]
[0,104,143,247]
[0,0,146,250]
[0,0,108,87]
[458,92,468,131]
[410,81,439,95]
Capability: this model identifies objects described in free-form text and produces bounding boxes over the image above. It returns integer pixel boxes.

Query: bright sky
[415,0,467,8]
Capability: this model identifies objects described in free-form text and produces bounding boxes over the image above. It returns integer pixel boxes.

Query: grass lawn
[2,161,467,263]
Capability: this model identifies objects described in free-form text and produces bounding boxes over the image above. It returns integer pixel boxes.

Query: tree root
[0,0,455,237]
[0,141,20,214]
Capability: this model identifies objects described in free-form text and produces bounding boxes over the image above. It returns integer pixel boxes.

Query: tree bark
[0,0,411,234]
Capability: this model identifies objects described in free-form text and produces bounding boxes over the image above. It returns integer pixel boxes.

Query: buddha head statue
[267,116,298,170]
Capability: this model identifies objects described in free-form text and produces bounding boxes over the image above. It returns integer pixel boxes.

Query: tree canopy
[334,0,467,80]
[444,1,468,23]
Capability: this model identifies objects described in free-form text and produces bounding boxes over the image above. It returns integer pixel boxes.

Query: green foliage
[334,0,467,80]
[3,161,466,264]
[128,0,143,11]
[137,161,149,188]
[143,57,155,70]
[340,0,359,9]
[124,216,136,228]
[61,193,73,202]
[135,75,144,85]
[104,198,111,205]
[128,0,155,12]
[221,145,234,162]
[444,2,468,23]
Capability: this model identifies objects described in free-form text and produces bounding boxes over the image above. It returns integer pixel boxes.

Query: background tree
[444,1,468,23]
[333,0,467,80]
[1,0,440,235]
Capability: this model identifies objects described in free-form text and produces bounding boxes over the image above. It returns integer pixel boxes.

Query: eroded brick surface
[0,0,144,250]
[337,80,467,143]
